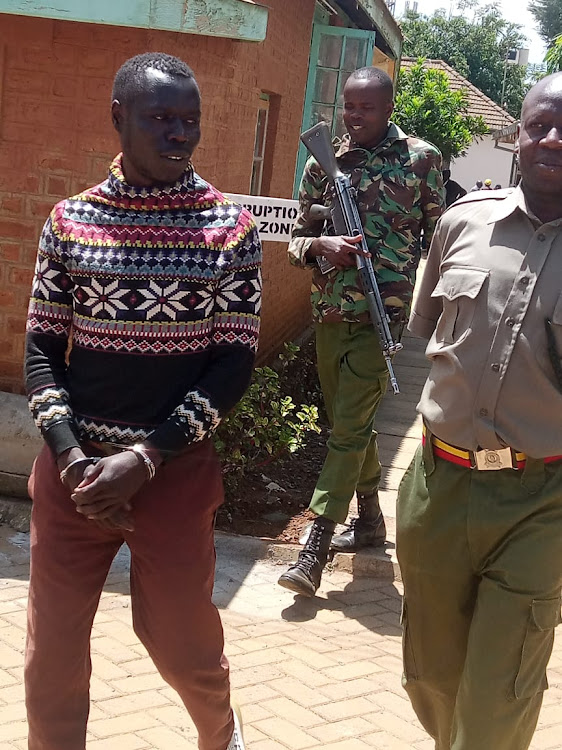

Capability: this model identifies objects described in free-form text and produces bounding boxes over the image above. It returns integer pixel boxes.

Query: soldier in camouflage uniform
[278,67,445,598]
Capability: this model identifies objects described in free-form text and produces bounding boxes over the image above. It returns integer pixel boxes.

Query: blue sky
[395,0,546,64]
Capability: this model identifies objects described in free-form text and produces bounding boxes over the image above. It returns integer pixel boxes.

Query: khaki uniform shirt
[289,124,444,324]
[409,186,562,458]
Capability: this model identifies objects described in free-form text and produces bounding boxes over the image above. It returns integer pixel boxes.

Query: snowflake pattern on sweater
[25,155,262,457]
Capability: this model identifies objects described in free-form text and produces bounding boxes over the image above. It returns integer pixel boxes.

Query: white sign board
[225,193,299,243]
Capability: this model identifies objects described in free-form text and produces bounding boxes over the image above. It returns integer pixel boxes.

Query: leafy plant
[546,34,562,74]
[400,6,529,118]
[213,344,321,492]
[529,0,562,46]
[394,59,488,165]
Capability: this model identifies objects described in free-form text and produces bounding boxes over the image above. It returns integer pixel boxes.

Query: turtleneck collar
[106,153,195,199]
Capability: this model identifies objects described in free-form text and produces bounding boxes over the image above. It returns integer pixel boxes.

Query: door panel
[293,24,376,196]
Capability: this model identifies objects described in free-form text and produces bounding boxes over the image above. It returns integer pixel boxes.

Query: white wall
[450,136,515,192]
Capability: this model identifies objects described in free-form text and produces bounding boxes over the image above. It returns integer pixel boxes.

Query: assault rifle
[300,121,403,394]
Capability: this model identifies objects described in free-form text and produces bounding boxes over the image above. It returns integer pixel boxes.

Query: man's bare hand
[93,508,135,533]
[308,234,370,270]
[71,452,147,521]
[57,447,93,493]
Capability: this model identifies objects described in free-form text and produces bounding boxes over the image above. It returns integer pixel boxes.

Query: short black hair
[348,67,394,98]
[112,52,196,104]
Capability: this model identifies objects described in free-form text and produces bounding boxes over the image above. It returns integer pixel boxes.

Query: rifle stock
[300,121,403,394]
[300,122,340,181]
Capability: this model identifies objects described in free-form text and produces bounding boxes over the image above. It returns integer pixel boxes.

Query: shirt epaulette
[448,188,515,209]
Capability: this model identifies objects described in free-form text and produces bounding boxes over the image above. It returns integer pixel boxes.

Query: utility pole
[500,48,529,122]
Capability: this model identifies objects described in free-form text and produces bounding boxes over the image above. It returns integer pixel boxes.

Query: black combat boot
[330,491,386,552]
[277,517,335,597]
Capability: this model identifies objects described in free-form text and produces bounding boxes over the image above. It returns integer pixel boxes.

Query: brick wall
[0,3,315,392]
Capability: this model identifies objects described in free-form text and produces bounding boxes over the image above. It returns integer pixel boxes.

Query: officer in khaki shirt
[397,72,562,750]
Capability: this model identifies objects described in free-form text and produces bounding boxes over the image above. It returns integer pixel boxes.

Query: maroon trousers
[25,441,233,750]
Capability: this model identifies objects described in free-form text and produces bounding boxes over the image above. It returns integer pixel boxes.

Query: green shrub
[213,344,321,492]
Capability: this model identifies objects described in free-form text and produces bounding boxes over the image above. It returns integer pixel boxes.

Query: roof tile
[400,57,516,131]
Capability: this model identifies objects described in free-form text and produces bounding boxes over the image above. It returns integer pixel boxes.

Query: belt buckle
[474,447,513,470]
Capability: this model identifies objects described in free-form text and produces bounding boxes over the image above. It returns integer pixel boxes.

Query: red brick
[4,69,52,96]
[11,42,77,71]
[13,99,75,131]
[8,266,34,288]
[0,222,36,241]
[0,340,14,357]
[6,315,27,334]
[43,126,78,155]
[38,155,80,173]
[46,177,70,198]
[0,290,16,307]
[85,77,112,101]
[0,157,42,192]
[22,243,41,265]
[0,380,21,393]
[0,360,23,379]
[0,197,24,215]
[0,243,21,262]
[28,199,56,219]
[52,76,80,99]
[1,121,46,149]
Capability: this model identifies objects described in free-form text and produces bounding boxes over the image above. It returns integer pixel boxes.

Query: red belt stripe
[421,433,562,470]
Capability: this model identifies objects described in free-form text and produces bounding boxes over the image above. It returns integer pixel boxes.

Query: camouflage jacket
[288,123,445,323]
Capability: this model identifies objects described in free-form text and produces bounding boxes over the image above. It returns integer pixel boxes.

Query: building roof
[400,57,515,131]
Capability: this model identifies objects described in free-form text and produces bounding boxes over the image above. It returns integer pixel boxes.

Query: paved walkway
[0,527,560,750]
[0,325,560,748]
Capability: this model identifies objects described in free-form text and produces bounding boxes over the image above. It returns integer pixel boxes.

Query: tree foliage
[400,5,528,117]
[545,34,562,73]
[394,59,488,165]
[529,0,562,46]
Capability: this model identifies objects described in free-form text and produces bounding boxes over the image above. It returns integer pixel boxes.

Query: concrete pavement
[0,527,560,750]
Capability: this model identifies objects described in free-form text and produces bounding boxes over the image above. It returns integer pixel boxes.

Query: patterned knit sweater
[25,155,262,458]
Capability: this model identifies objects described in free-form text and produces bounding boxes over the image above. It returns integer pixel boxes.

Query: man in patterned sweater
[24,53,261,750]
[278,67,444,597]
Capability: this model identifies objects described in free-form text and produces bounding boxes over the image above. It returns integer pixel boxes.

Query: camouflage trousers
[309,322,388,524]
[397,437,562,750]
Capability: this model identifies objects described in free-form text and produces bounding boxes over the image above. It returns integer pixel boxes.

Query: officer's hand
[71,452,148,521]
[309,235,370,270]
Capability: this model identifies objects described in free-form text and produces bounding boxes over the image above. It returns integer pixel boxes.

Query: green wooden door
[293,24,376,196]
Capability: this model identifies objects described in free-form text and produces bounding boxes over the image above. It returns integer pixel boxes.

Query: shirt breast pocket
[545,293,562,377]
[431,267,489,345]
[551,293,562,326]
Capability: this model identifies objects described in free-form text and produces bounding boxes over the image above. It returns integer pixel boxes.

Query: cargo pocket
[401,598,418,682]
[431,267,489,344]
[514,596,562,700]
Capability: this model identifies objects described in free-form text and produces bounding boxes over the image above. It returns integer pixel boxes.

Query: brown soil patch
[215,334,328,543]
[216,425,327,543]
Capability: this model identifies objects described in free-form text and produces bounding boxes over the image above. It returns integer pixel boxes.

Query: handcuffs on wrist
[59,456,100,486]
[59,445,156,487]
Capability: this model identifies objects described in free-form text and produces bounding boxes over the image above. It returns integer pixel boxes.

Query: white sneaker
[227,702,245,750]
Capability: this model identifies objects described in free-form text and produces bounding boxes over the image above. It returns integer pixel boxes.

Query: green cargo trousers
[309,322,388,524]
[397,438,562,750]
